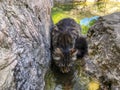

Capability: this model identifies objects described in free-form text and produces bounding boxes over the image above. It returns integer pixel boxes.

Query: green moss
[81,25,89,34]
[52,7,79,24]
[52,5,97,34]
[52,12,68,24]
[81,19,97,34]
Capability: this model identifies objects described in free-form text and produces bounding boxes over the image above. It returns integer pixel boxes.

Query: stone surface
[0,0,53,90]
[86,12,120,89]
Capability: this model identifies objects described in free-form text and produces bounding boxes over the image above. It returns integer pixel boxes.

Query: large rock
[0,0,53,90]
[86,12,120,89]
[54,0,72,4]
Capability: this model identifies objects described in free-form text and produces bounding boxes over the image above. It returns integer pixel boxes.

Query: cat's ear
[52,25,59,31]
[51,25,59,35]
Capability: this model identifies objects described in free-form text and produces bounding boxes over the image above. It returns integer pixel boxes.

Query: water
[80,16,99,26]
[45,61,89,90]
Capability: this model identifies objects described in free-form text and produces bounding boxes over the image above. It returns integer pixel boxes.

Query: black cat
[51,18,88,73]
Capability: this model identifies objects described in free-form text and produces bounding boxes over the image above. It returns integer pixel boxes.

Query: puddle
[44,60,99,90]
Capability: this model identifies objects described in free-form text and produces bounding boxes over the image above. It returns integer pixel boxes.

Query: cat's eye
[53,56,61,61]
[71,55,77,61]
[70,48,77,55]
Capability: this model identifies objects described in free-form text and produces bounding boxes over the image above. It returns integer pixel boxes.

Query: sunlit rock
[86,12,120,89]
[0,0,53,90]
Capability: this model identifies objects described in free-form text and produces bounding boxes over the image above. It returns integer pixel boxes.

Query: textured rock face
[0,0,53,90]
[86,12,120,89]
[54,0,72,4]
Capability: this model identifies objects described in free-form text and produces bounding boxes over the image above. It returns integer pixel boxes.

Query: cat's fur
[51,18,88,73]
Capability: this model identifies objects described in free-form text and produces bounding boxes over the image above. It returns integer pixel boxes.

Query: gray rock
[0,0,53,90]
[86,12,120,88]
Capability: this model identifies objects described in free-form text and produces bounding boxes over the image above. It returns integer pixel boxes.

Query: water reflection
[53,70,76,90]
[45,61,88,90]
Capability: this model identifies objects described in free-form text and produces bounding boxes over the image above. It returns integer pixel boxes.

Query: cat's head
[52,48,78,73]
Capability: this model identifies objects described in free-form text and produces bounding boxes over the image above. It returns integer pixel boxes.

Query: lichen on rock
[86,12,120,89]
[0,0,53,90]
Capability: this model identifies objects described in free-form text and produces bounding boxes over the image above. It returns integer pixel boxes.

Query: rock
[54,0,72,4]
[86,12,120,89]
[0,0,53,90]
[54,0,86,4]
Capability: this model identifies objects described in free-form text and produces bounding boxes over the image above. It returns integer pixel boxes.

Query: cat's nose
[60,67,70,73]
[59,63,64,67]
[68,63,72,67]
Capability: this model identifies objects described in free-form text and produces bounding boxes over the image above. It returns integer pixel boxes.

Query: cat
[51,18,88,73]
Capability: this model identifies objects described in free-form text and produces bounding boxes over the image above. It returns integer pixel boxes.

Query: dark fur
[75,37,88,59]
[51,18,88,73]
